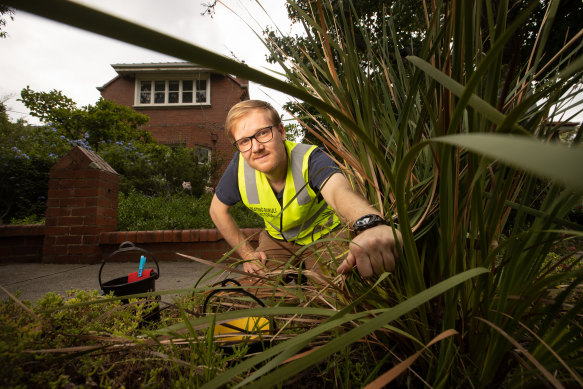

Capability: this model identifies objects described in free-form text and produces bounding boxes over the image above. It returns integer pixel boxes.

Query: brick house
[97,62,249,176]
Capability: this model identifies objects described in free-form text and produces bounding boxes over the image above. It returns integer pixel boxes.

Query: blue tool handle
[138,255,146,277]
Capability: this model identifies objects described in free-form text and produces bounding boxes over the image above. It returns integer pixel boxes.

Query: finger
[257,252,268,265]
[353,250,374,278]
[367,251,385,275]
[383,252,396,272]
[243,262,255,273]
[337,254,356,274]
[244,261,263,275]
[243,263,252,273]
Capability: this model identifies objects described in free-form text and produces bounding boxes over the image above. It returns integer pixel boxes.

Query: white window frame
[135,73,210,106]
[194,145,212,165]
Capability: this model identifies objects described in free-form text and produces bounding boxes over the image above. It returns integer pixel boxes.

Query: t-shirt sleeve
[308,147,341,192]
[214,152,242,206]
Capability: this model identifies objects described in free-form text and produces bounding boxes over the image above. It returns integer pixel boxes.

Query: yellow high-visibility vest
[238,141,341,245]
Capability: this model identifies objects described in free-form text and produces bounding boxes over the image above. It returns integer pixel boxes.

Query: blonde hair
[225,100,281,140]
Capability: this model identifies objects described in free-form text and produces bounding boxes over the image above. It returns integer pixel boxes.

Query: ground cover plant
[4,0,583,387]
[0,289,230,387]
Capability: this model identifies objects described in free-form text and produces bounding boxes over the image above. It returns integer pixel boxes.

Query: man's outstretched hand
[337,225,402,278]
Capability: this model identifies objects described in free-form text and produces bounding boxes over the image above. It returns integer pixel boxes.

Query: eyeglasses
[233,126,274,152]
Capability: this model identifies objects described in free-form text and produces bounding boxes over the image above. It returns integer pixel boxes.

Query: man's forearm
[217,217,256,259]
[209,197,256,259]
[321,174,382,225]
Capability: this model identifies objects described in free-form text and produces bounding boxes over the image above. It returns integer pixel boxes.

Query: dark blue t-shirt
[215,147,340,206]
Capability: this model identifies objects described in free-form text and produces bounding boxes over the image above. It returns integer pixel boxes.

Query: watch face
[354,214,384,232]
[366,216,376,223]
[356,216,373,226]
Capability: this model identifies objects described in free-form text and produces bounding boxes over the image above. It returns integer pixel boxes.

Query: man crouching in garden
[209,100,402,281]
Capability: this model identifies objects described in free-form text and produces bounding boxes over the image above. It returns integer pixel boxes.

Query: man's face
[231,108,287,178]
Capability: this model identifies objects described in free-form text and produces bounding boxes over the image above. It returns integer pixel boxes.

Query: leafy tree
[268,0,582,72]
[19,87,152,150]
[19,87,77,123]
[264,0,582,143]
[0,4,14,39]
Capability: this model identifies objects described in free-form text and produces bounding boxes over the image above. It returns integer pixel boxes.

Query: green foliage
[20,87,152,150]
[0,5,14,38]
[0,105,68,223]
[3,88,218,224]
[6,0,583,387]
[259,0,583,387]
[99,141,215,197]
[117,192,263,231]
[19,86,77,123]
[0,290,162,387]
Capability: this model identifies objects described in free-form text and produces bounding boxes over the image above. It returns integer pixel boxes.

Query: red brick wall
[99,228,260,262]
[0,226,260,264]
[100,73,246,177]
[0,224,44,262]
[43,147,119,264]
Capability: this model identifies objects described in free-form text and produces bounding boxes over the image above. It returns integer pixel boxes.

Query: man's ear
[278,123,286,141]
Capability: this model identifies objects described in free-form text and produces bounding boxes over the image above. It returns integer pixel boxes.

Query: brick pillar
[43,147,119,264]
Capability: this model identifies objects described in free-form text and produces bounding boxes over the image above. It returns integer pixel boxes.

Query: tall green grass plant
[260,1,583,386]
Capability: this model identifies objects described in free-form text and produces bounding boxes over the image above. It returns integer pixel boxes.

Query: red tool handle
[128,269,153,283]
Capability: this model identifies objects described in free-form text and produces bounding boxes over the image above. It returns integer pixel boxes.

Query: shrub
[0,113,68,223]
[99,141,217,197]
[117,192,262,231]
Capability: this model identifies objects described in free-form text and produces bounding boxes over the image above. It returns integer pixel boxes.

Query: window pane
[168,81,179,103]
[140,81,151,104]
[154,81,165,104]
[168,92,179,103]
[196,79,207,103]
[141,81,152,92]
[154,81,166,104]
[169,80,179,91]
[182,80,193,91]
[196,91,207,103]
[182,92,193,103]
[194,146,211,164]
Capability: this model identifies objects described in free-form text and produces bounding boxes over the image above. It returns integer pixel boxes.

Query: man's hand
[337,225,402,277]
[242,251,268,275]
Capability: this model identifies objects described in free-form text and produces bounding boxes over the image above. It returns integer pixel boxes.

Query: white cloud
[0,0,295,124]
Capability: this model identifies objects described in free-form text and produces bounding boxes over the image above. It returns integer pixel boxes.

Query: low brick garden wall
[0,224,45,263]
[0,224,260,264]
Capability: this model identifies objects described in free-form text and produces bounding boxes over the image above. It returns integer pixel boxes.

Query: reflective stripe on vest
[290,143,313,205]
[238,141,341,244]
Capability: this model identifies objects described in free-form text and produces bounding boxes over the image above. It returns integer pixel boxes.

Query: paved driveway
[0,261,229,303]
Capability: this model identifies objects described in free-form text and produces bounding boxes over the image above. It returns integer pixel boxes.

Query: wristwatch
[352,214,390,235]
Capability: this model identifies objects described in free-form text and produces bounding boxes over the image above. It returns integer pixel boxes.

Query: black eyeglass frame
[232,125,275,152]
